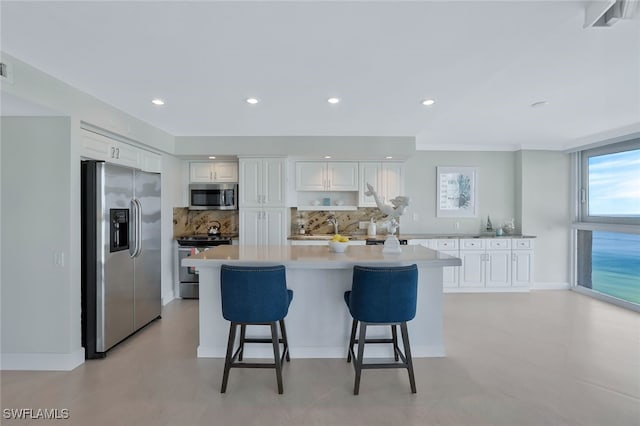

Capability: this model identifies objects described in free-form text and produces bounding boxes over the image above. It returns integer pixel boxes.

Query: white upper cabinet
[190,162,238,183]
[239,158,286,208]
[358,162,405,206]
[295,162,358,191]
[80,130,161,173]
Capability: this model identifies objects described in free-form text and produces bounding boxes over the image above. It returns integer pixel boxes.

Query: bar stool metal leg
[391,325,399,361]
[353,323,367,395]
[221,322,238,393]
[279,319,290,362]
[238,324,246,361]
[347,319,358,363]
[271,322,284,394]
[400,322,417,394]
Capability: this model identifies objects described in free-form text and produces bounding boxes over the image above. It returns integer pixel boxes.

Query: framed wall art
[436,166,478,217]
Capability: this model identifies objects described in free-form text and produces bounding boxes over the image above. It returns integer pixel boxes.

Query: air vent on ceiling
[585,0,639,27]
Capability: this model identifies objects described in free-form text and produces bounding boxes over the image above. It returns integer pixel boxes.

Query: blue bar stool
[344,264,418,395]
[220,265,293,394]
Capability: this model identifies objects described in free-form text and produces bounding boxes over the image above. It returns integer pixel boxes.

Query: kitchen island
[182,244,461,359]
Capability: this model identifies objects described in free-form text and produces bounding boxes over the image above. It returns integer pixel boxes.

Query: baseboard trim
[444,287,529,293]
[162,290,176,306]
[532,282,570,290]
[1,348,85,371]
[197,344,445,359]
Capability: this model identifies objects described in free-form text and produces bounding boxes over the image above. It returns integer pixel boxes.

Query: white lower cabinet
[240,208,287,246]
[409,237,534,291]
[409,239,459,288]
[459,239,512,288]
[512,239,535,286]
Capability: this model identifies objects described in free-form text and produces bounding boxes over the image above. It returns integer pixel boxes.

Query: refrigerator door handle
[133,198,143,257]
[129,199,138,257]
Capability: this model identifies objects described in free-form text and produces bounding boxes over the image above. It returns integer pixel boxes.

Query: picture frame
[436,166,478,217]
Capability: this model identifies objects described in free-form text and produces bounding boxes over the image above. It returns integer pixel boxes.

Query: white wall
[520,150,571,286]
[1,117,81,365]
[401,151,517,235]
[1,53,180,370]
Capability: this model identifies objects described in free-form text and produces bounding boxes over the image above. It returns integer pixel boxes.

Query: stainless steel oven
[176,236,233,298]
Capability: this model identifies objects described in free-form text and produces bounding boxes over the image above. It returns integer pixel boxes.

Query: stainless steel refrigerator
[81,160,161,359]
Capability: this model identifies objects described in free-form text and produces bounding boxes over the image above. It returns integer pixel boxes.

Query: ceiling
[1,1,639,151]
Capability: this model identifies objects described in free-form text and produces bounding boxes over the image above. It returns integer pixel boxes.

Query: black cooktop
[176,234,236,246]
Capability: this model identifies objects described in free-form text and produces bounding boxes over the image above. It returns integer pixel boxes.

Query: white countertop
[182,244,461,269]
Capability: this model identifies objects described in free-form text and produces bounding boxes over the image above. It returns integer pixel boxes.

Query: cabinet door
[328,162,358,191]
[381,163,404,203]
[81,131,112,161]
[141,151,162,173]
[264,209,288,246]
[239,159,262,207]
[263,158,286,207]
[239,209,262,245]
[358,162,381,206]
[486,250,511,287]
[213,162,238,182]
[113,142,140,169]
[441,249,460,288]
[512,250,534,286]
[190,163,213,182]
[296,162,326,191]
[460,250,485,288]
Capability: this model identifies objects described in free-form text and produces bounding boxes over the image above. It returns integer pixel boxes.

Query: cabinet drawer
[460,239,484,249]
[488,239,511,249]
[514,239,534,249]
[436,239,459,250]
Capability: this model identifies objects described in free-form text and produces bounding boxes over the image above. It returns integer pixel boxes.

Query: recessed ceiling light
[208,156,216,159]
[151,98,165,106]
[246,98,259,105]
[421,99,435,106]
[530,100,547,108]
[385,156,393,159]
[327,97,340,104]
[324,156,332,159]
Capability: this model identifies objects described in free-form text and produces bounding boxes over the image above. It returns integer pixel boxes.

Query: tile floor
[1,291,639,426]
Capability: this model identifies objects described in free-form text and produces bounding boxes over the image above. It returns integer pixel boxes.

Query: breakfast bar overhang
[182,245,462,358]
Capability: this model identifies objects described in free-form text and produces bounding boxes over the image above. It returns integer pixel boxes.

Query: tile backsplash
[173,207,398,237]
[173,208,239,237]
[291,208,394,235]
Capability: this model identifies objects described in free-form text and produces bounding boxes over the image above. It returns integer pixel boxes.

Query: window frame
[572,138,640,312]
[578,139,640,225]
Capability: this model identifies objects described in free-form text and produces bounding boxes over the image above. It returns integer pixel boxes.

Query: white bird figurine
[365,183,410,218]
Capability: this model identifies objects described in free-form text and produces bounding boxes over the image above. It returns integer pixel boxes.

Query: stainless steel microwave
[189,183,238,210]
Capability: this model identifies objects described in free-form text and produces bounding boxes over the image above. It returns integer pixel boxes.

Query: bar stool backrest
[220,265,289,323]
[348,264,418,323]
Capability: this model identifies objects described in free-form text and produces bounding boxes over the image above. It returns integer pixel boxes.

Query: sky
[589,148,640,217]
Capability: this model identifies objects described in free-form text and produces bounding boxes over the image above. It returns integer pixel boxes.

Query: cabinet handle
[111,147,115,158]
[116,148,120,159]
[214,171,217,180]
[210,171,213,180]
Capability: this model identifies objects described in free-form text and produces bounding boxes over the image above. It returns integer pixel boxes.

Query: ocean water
[591,232,640,305]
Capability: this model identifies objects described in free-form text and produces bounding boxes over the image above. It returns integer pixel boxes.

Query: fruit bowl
[329,240,349,253]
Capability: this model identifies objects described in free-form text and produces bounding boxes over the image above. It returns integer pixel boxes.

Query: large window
[575,140,640,309]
